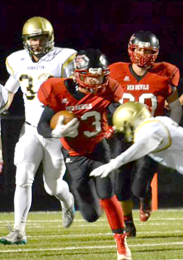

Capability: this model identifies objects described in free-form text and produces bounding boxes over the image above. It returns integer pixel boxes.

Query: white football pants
[13,123,72,232]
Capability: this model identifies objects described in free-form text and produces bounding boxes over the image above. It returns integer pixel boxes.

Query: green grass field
[0,209,183,260]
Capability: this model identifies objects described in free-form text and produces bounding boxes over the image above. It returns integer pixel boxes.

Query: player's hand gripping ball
[50,111,75,129]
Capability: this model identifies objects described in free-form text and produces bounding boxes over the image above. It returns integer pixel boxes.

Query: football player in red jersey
[108,31,182,237]
[37,49,131,260]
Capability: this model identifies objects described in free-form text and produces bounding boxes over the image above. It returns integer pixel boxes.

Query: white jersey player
[90,101,183,178]
[0,16,77,245]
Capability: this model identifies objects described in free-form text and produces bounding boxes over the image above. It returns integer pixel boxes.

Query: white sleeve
[0,85,8,108]
[5,75,20,94]
[111,134,162,169]
[61,50,76,78]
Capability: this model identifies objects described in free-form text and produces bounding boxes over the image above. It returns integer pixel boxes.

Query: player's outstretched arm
[0,75,19,114]
[90,135,161,178]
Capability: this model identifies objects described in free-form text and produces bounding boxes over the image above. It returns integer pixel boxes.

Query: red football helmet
[128,31,160,68]
[74,49,110,93]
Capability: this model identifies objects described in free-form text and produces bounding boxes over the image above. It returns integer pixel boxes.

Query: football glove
[90,159,119,178]
[51,116,79,138]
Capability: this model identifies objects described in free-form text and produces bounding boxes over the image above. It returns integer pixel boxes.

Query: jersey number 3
[20,74,36,100]
[70,111,102,138]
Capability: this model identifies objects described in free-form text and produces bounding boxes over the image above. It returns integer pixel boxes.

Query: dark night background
[1,0,183,211]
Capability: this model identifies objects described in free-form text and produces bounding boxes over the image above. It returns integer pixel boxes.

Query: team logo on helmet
[74,49,110,94]
[75,55,89,69]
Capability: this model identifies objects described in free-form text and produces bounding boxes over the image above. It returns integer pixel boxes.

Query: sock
[100,195,124,233]
[124,212,134,225]
[14,186,32,233]
[121,199,134,223]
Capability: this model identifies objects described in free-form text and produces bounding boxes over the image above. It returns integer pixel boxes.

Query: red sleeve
[152,62,180,87]
[38,78,64,109]
[170,65,180,87]
[107,77,124,103]
[109,62,125,82]
[38,78,53,106]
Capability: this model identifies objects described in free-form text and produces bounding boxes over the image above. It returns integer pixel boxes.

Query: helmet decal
[74,49,110,93]
[75,55,89,69]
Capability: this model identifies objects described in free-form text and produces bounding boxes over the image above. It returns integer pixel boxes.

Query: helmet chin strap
[34,52,45,59]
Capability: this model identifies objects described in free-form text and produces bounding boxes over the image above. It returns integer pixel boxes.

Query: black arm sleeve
[37,106,56,138]
[107,102,121,125]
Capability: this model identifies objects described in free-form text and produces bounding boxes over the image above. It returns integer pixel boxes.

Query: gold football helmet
[112,101,151,141]
[22,16,54,58]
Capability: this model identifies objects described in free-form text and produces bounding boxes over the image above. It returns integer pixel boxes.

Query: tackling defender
[0,16,76,245]
[90,101,183,177]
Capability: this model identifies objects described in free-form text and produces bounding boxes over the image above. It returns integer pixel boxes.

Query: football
[50,111,75,129]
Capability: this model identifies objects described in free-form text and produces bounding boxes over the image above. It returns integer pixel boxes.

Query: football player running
[0,16,76,245]
[37,49,132,260]
[90,101,183,178]
[107,31,182,237]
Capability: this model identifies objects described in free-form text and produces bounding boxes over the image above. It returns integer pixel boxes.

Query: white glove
[51,116,79,138]
[90,159,119,178]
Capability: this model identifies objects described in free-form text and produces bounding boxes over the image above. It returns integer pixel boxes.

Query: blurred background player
[0,16,76,245]
[91,101,183,178]
[108,30,182,236]
[37,49,131,260]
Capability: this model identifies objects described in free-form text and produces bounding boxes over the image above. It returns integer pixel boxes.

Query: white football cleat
[0,229,27,245]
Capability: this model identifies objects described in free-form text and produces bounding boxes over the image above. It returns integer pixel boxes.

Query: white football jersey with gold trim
[135,116,183,173]
[5,47,76,126]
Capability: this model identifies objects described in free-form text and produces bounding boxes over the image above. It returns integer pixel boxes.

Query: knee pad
[15,163,35,188]
[80,203,100,222]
